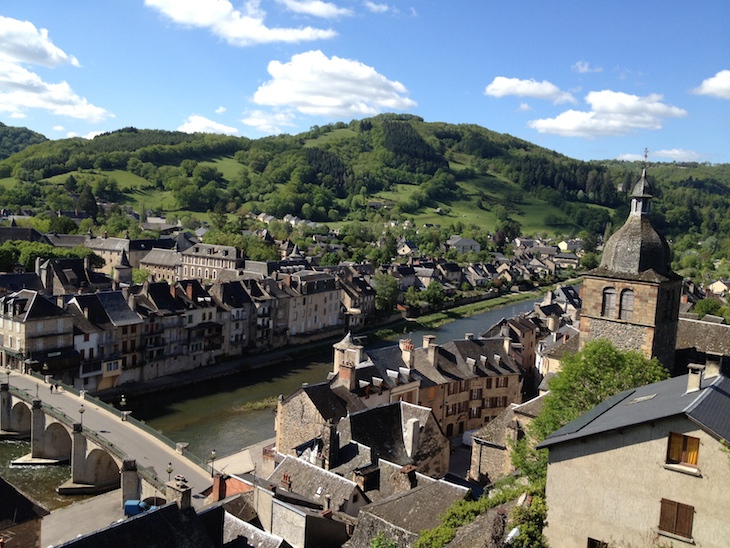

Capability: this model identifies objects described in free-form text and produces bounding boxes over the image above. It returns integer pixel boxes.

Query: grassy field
[303,128,357,147]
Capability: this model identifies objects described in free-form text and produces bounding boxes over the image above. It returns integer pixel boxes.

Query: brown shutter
[675,503,694,538]
[659,499,677,533]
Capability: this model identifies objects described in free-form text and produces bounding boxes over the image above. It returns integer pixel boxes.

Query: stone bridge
[1,372,212,509]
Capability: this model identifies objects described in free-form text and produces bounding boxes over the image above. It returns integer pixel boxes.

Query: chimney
[705,356,721,379]
[212,473,226,501]
[422,334,436,350]
[465,333,474,340]
[170,283,176,298]
[186,283,194,300]
[427,340,438,367]
[322,419,339,470]
[547,314,559,333]
[339,359,357,391]
[84,255,90,272]
[280,473,292,490]
[83,307,89,319]
[686,364,705,393]
[503,336,511,355]
[399,339,415,368]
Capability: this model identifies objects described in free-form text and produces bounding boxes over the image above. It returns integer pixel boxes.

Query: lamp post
[5,366,10,386]
[209,450,217,477]
[167,462,173,482]
[79,404,85,428]
[120,394,128,421]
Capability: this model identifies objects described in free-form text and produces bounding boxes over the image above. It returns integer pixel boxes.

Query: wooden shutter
[667,433,683,463]
[675,503,694,538]
[659,499,677,533]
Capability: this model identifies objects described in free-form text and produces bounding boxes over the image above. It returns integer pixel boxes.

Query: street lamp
[167,462,174,482]
[5,366,10,385]
[120,394,128,421]
[209,450,217,477]
[79,404,85,428]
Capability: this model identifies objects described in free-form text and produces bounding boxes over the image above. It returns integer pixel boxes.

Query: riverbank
[94,278,581,404]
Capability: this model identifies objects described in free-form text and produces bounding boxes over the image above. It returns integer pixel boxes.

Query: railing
[14,373,209,476]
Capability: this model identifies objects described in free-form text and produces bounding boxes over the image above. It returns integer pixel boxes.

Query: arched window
[620,289,634,320]
[602,288,617,318]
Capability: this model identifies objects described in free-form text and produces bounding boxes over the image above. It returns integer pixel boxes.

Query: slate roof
[537,372,730,449]
[0,290,69,321]
[676,317,730,356]
[357,480,467,534]
[208,281,253,310]
[45,233,90,248]
[0,227,50,245]
[283,381,366,423]
[69,292,141,328]
[0,273,44,293]
[140,248,181,268]
[269,456,364,511]
[56,503,215,548]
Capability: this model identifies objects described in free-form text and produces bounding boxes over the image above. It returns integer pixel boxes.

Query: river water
[0,296,539,509]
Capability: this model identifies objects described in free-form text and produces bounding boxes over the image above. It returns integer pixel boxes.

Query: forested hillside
[0,122,47,160]
[1,115,729,257]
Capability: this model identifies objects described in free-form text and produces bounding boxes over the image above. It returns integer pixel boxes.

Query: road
[7,371,213,506]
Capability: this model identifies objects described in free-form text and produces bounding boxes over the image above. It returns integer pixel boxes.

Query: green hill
[1,115,729,244]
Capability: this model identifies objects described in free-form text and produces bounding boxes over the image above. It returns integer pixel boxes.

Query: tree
[533,339,669,440]
[77,185,98,218]
[692,297,721,319]
[424,281,445,309]
[513,339,669,484]
[373,273,399,313]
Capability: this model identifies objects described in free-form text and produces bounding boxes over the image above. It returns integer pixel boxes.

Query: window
[619,289,634,320]
[470,388,483,400]
[83,333,90,342]
[659,499,693,539]
[496,377,509,388]
[587,540,608,548]
[601,288,617,318]
[666,433,699,466]
[485,378,492,390]
[469,407,481,419]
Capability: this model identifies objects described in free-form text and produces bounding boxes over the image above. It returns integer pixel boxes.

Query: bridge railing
[20,373,210,474]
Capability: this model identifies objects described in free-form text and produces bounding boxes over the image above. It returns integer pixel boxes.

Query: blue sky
[2,1,729,163]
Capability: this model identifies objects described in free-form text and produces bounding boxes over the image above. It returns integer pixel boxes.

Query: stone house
[0,289,76,380]
[138,248,181,283]
[175,280,223,365]
[36,257,112,295]
[445,235,481,255]
[705,278,730,297]
[538,365,730,548]
[180,242,245,282]
[84,236,176,274]
[280,271,341,337]
[275,382,366,461]
[468,394,545,484]
[338,275,376,331]
[67,291,143,390]
[208,281,254,358]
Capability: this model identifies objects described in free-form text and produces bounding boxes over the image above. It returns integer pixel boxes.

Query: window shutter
[659,499,677,533]
[667,433,683,463]
[675,503,694,538]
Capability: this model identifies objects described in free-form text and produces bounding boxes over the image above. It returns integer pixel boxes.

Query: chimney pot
[687,364,705,393]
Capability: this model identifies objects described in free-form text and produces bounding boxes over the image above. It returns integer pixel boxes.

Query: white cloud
[693,70,730,100]
[241,109,297,134]
[517,102,532,111]
[53,125,64,131]
[527,90,686,138]
[145,0,337,46]
[0,59,112,122]
[178,115,239,135]
[655,148,701,162]
[616,153,644,161]
[364,1,389,13]
[572,61,602,74]
[252,50,416,117]
[485,76,575,104]
[276,0,352,18]
[0,16,79,67]
[215,106,227,114]
[0,17,111,123]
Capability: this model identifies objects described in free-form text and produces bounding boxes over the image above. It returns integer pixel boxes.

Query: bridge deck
[6,373,213,507]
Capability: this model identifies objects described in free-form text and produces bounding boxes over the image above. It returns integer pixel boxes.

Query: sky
[1,1,729,164]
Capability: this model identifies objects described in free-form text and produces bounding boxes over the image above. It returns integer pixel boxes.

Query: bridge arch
[9,401,31,433]
[86,448,121,489]
[43,422,72,461]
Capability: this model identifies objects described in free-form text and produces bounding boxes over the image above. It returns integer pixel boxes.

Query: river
[0,296,539,509]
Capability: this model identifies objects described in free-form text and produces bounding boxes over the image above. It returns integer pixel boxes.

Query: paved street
[7,371,212,506]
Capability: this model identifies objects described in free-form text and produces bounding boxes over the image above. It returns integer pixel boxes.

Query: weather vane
[643,148,649,168]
